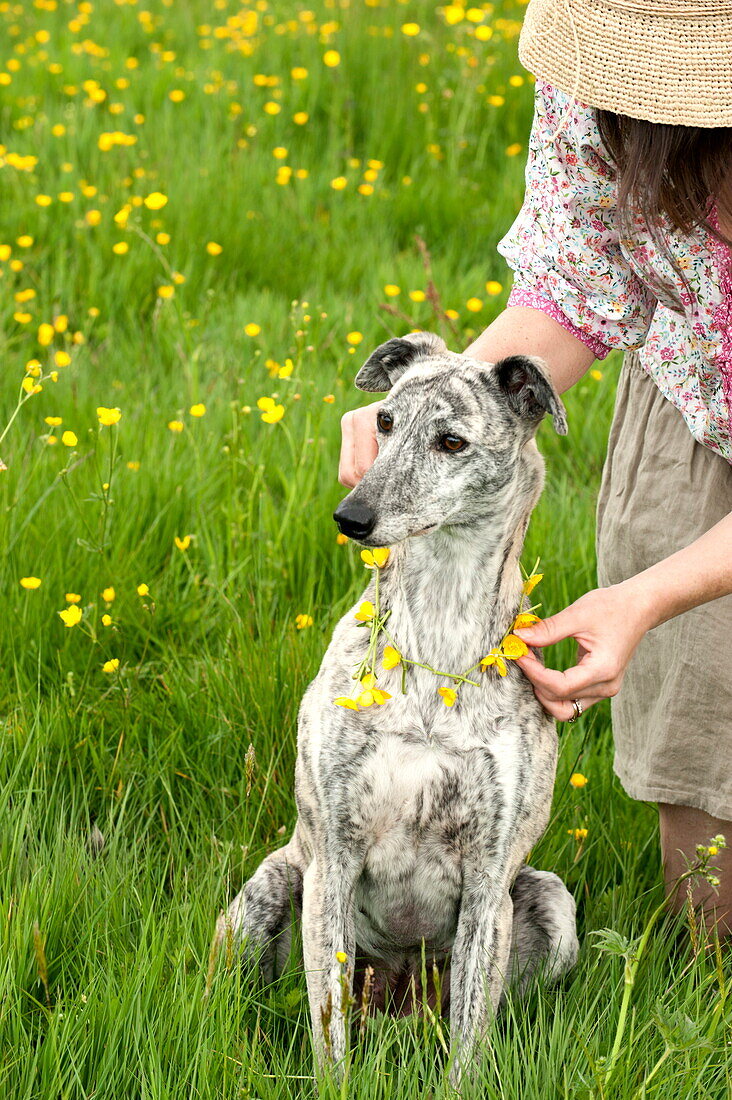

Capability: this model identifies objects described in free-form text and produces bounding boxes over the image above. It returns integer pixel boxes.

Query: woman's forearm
[463,306,597,394]
[622,509,732,630]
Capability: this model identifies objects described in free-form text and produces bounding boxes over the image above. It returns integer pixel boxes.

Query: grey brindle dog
[219,332,579,1088]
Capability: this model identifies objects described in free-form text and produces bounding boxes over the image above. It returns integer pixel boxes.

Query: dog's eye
[438,434,467,453]
[376,411,393,433]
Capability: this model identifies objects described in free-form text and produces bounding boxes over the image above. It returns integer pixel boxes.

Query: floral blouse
[497,81,732,465]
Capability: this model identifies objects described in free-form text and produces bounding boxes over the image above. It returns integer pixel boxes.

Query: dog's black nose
[333,500,376,540]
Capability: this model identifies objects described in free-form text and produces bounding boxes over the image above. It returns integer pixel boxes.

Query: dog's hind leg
[507,865,579,995]
[217,830,309,982]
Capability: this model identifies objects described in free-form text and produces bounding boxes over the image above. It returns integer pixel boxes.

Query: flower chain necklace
[333,548,544,712]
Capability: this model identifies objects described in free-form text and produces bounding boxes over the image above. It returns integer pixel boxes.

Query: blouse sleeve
[497,82,657,360]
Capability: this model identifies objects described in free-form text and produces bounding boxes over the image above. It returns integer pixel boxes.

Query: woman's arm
[515,509,732,721]
[338,306,596,487]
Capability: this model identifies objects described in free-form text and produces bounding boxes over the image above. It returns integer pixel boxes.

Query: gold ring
[567,699,584,724]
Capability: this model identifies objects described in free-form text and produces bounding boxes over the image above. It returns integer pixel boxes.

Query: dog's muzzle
[333,500,376,541]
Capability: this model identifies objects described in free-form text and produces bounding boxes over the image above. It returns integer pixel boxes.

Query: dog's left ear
[494,355,568,435]
[355,332,447,392]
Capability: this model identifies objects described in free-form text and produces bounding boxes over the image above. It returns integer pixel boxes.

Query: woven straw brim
[519,0,732,127]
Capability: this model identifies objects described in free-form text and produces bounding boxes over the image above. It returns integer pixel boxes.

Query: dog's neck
[375,454,542,674]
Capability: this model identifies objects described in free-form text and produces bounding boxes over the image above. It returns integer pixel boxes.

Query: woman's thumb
[514,611,570,648]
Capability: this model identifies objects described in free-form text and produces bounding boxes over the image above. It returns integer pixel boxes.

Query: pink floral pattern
[498,81,732,464]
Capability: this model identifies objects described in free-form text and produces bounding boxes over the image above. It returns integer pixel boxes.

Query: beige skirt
[596,352,732,821]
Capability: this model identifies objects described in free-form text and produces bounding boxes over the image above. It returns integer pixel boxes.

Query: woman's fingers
[516,650,621,701]
[534,686,603,722]
[338,403,380,487]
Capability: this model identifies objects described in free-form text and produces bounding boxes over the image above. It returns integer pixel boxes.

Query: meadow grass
[0,0,730,1096]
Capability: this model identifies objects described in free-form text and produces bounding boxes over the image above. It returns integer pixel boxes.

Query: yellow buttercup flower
[97,406,122,426]
[38,322,54,346]
[382,645,401,670]
[59,605,82,627]
[102,587,115,603]
[174,535,191,551]
[354,601,374,622]
[335,950,348,963]
[357,673,391,707]
[206,241,222,255]
[438,686,457,707]
[168,420,184,433]
[137,583,149,596]
[189,403,206,417]
[144,191,168,210]
[295,613,313,629]
[568,827,588,841]
[103,658,120,673]
[522,572,543,596]
[360,547,390,568]
[65,593,81,604]
[101,614,112,626]
[513,612,540,630]
[61,430,78,447]
[336,532,349,545]
[244,322,261,336]
[157,285,174,299]
[334,696,359,711]
[501,634,529,659]
[480,650,508,676]
[20,576,42,590]
[323,49,340,67]
[570,773,588,789]
[257,396,285,424]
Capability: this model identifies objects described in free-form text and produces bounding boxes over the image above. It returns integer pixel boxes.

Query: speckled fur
[219,334,579,1089]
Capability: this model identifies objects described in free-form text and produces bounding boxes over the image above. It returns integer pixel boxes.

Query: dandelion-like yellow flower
[157,285,174,299]
[144,191,168,210]
[409,289,426,302]
[505,143,523,157]
[590,369,603,381]
[569,773,588,789]
[168,420,184,432]
[137,583,149,596]
[335,950,348,963]
[97,407,122,426]
[189,403,206,417]
[384,284,400,297]
[485,281,503,296]
[54,351,71,368]
[438,686,457,707]
[346,331,363,346]
[102,587,115,603]
[330,176,347,191]
[20,576,42,590]
[59,605,82,627]
[206,241,222,256]
[466,297,483,312]
[38,322,55,346]
[244,322,261,336]
[112,242,129,255]
[401,22,420,35]
[103,658,120,673]
[295,613,313,630]
[61,430,78,447]
[323,49,341,67]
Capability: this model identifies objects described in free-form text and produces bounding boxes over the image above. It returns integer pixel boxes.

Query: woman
[338,0,732,932]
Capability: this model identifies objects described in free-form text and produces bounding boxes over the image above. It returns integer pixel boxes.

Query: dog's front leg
[448,874,514,1091]
[301,858,357,1081]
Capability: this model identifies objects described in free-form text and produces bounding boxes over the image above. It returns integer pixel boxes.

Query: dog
[219,332,579,1088]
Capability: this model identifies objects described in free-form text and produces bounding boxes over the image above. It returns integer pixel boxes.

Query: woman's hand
[338,401,381,487]
[513,583,655,722]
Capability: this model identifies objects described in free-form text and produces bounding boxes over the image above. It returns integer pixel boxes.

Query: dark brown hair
[595,110,732,247]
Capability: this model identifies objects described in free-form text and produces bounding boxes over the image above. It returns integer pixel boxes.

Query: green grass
[0,1,730,1096]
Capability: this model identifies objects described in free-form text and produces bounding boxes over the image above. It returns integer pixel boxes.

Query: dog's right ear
[355,332,447,392]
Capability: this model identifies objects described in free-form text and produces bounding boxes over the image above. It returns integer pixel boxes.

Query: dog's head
[333,332,567,547]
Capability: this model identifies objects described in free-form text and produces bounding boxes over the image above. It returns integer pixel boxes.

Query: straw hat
[519,0,732,128]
